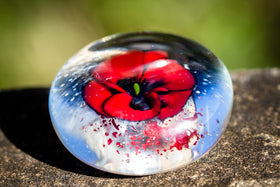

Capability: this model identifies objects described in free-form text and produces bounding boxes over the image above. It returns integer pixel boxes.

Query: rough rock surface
[0,69,279,186]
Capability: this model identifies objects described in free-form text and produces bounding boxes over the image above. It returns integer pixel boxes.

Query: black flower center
[130,96,153,111]
[116,77,163,111]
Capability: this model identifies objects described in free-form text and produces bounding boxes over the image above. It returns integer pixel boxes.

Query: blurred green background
[0,0,279,89]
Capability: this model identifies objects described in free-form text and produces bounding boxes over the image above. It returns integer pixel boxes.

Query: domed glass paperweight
[49,32,233,175]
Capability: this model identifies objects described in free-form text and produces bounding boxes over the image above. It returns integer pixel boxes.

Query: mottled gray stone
[0,69,279,186]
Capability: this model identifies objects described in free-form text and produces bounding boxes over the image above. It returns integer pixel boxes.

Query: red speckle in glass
[170,130,198,150]
[112,132,118,138]
[107,138,112,145]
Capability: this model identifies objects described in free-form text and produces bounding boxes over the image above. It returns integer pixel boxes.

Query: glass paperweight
[49,32,233,175]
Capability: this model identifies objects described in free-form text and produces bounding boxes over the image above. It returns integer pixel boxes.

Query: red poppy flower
[84,50,195,121]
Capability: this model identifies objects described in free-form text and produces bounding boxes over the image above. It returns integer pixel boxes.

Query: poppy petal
[93,51,144,84]
[84,80,113,116]
[157,90,192,120]
[144,50,168,64]
[103,92,161,121]
[143,59,195,91]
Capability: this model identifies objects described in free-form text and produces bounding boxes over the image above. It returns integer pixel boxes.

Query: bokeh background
[0,0,279,89]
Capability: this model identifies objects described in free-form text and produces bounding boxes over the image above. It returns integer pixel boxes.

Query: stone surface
[0,69,279,186]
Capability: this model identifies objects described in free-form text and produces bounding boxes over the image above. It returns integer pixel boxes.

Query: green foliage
[0,0,279,88]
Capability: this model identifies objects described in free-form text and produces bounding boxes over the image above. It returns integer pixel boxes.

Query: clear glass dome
[49,32,233,175]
